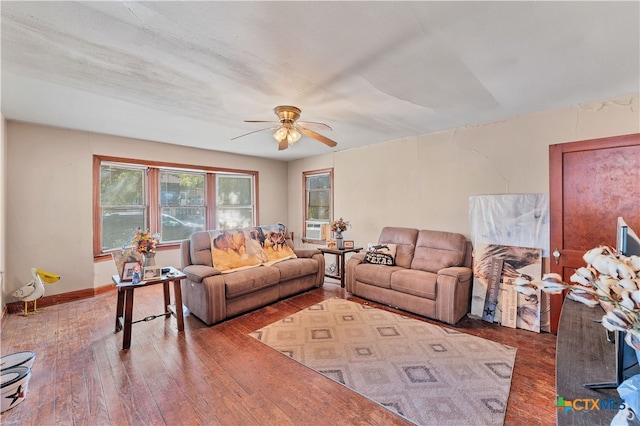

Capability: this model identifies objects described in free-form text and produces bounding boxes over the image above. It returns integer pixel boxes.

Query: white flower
[570,271,591,286]
[602,310,632,332]
[621,291,636,311]
[583,246,607,265]
[625,329,640,351]
[615,263,636,280]
[592,255,615,275]
[619,278,639,291]
[513,276,531,286]
[513,285,539,296]
[531,246,640,344]
[538,274,567,293]
[567,290,599,307]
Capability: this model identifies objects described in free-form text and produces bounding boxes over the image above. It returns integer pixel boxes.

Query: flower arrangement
[512,246,640,349]
[132,228,159,255]
[330,217,351,234]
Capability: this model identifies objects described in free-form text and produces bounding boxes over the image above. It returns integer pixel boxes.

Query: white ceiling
[2,1,639,161]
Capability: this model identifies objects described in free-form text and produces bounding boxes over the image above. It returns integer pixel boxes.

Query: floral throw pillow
[364,243,398,266]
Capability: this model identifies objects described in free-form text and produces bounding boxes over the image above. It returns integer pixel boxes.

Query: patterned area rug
[249,298,516,425]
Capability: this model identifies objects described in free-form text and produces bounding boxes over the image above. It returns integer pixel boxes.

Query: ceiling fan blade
[244,120,280,123]
[297,121,333,131]
[231,126,279,140]
[299,127,338,148]
[278,137,289,151]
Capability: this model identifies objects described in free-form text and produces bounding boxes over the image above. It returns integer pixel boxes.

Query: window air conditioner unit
[306,221,325,240]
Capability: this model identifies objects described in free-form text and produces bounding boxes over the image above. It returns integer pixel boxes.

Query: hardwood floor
[0,280,556,425]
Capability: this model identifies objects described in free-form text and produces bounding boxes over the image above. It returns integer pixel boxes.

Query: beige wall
[5,123,289,298]
[288,93,640,250]
[4,93,639,304]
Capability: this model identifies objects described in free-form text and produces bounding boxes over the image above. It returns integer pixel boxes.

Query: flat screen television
[585,217,640,389]
[617,216,640,257]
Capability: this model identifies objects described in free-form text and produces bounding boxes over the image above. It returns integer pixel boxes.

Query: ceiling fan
[231,106,338,151]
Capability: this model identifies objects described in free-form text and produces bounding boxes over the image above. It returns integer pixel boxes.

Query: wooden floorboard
[0,280,556,425]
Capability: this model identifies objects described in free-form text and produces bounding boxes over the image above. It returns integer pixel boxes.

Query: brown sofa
[345,227,473,325]
[180,229,325,325]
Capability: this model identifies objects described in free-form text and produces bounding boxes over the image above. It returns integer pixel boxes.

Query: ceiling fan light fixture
[288,128,302,144]
[272,127,302,145]
[273,127,288,142]
[235,105,337,151]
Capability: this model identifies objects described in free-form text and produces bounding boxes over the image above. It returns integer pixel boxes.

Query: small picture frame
[143,266,162,280]
[122,261,141,282]
[113,247,143,280]
[343,240,355,249]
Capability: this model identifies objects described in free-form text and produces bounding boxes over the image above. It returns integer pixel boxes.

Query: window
[303,169,333,242]
[159,169,206,242]
[100,163,146,251]
[216,173,255,229]
[94,156,257,256]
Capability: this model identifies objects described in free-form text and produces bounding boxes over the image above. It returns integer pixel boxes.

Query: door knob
[553,248,561,265]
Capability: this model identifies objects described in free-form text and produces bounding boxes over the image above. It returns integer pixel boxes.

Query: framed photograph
[121,261,141,282]
[143,265,162,280]
[113,247,143,280]
[344,240,355,249]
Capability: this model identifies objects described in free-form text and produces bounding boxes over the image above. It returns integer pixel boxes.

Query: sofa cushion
[390,269,438,300]
[190,231,214,266]
[364,243,397,266]
[378,227,419,269]
[353,263,404,289]
[223,266,280,299]
[410,230,467,273]
[272,257,318,281]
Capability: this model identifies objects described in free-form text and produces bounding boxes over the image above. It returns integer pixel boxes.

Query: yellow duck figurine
[12,268,61,315]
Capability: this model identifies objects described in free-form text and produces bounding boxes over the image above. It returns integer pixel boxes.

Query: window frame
[302,168,333,244]
[215,173,256,231]
[93,155,259,260]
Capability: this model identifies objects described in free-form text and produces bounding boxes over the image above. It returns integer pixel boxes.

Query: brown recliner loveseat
[180,227,325,326]
[345,226,473,325]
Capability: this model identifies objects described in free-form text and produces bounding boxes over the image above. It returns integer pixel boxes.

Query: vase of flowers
[513,245,640,418]
[511,245,640,349]
[132,228,159,267]
[330,217,350,249]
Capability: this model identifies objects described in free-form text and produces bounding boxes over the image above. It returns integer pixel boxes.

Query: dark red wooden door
[549,133,640,333]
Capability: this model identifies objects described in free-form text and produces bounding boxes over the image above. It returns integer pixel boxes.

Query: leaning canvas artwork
[471,243,545,333]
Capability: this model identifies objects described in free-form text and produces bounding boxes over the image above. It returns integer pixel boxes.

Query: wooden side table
[318,246,363,288]
[112,266,186,350]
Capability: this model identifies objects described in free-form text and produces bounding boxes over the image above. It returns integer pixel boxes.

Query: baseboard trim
[5,283,116,315]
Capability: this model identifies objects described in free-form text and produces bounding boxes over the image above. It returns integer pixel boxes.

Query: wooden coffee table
[112,266,186,350]
[319,246,363,288]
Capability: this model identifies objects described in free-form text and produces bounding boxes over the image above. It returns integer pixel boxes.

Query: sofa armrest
[183,264,221,283]
[437,266,473,281]
[294,248,322,258]
[436,266,473,324]
[345,253,366,292]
